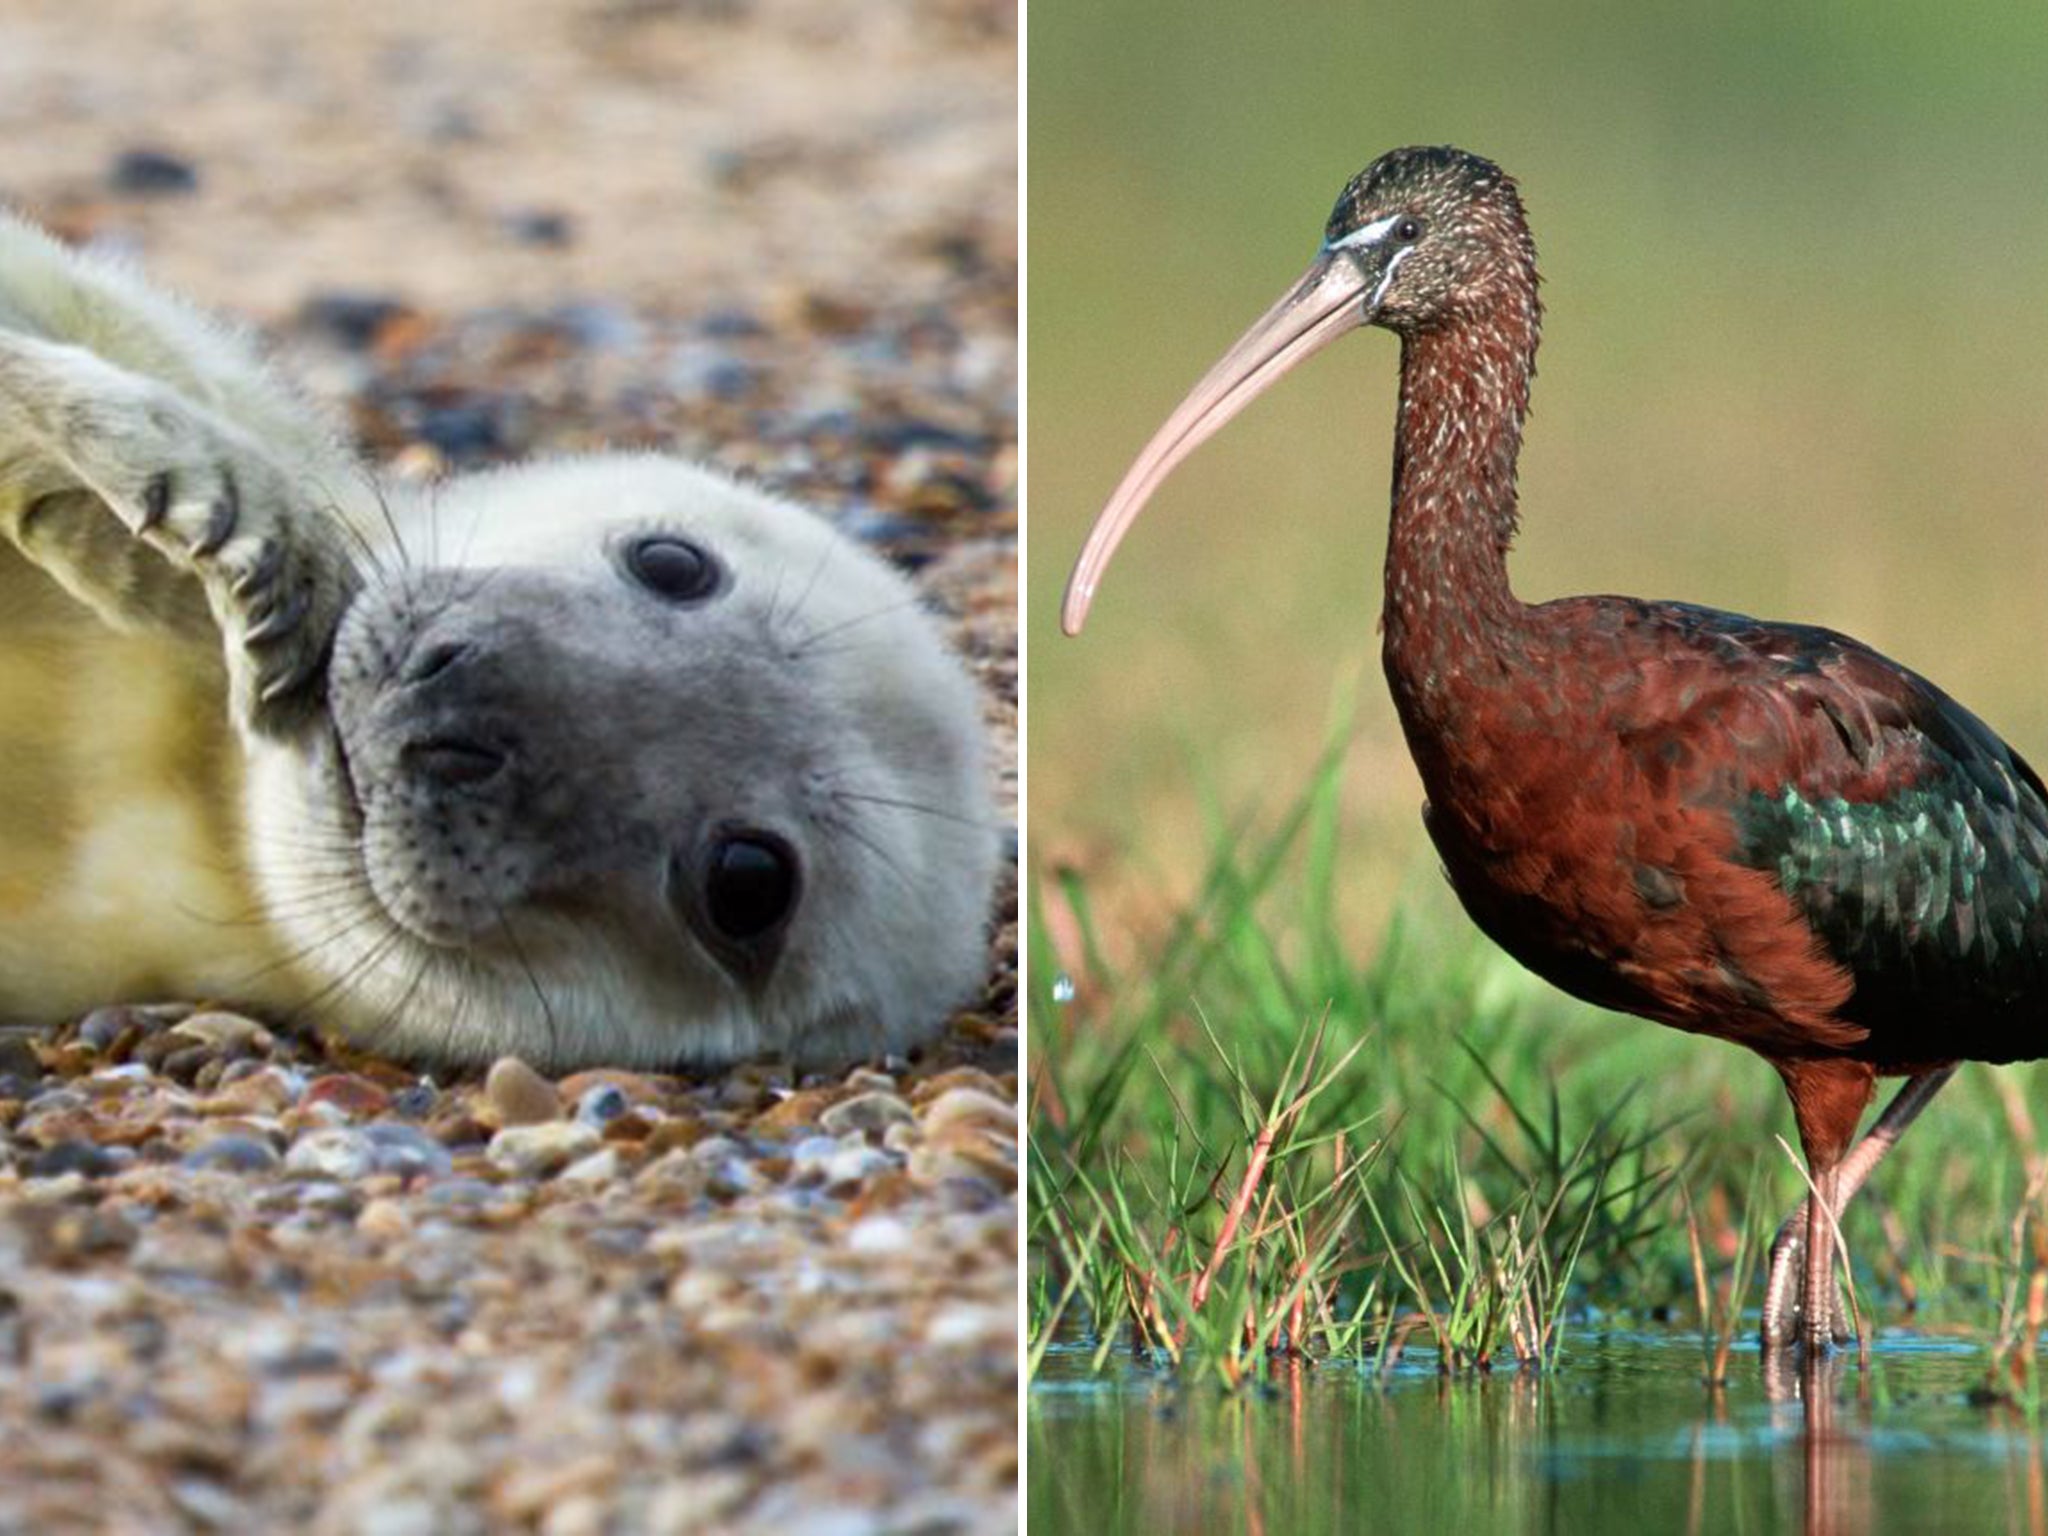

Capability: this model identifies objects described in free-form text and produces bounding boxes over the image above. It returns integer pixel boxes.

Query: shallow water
[1029,1330,2048,1535]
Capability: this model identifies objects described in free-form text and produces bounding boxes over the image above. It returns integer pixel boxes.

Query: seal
[0,210,999,1070]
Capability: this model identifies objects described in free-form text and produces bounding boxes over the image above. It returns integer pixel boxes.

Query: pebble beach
[0,1,1018,1529]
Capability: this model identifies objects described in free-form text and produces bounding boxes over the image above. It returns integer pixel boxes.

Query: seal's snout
[380,625,522,794]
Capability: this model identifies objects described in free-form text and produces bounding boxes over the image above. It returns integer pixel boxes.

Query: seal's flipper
[0,331,360,737]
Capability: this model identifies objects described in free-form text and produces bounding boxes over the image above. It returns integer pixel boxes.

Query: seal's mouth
[326,717,369,838]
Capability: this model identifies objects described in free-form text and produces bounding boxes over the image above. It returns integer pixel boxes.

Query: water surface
[1030,1331,2048,1534]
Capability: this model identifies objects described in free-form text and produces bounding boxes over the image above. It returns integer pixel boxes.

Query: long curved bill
[1060,250,1376,635]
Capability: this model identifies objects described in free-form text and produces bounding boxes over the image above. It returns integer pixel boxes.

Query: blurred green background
[1031,0,2048,960]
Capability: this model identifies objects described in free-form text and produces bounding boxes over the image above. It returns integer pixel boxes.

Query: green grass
[1027,726,2048,1394]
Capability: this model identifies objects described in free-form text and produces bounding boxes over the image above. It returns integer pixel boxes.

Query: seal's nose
[403,737,508,790]
[402,639,476,687]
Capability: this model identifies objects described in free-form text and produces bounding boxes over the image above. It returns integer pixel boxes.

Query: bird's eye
[704,833,800,942]
[623,535,723,603]
[1395,216,1424,243]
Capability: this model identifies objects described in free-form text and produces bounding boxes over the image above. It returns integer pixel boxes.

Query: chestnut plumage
[1065,145,2048,1356]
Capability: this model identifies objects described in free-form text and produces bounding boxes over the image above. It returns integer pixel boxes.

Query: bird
[1060,145,2048,1356]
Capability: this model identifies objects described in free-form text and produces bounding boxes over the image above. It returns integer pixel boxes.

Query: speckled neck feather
[1382,280,1540,733]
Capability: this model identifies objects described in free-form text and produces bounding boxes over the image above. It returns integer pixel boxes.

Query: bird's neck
[1382,288,1540,728]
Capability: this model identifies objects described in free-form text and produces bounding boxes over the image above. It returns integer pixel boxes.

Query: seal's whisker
[182,838,361,893]
[228,883,385,926]
[224,876,393,974]
[456,562,511,608]
[775,528,841,640]
[350,945,437,1064]
[304,466,397,585]
[828,814,921,900]
[361,470,411,574]
[446,476,496,576]
[763,554,797,639]
[492,907,560,1064]
[268,909,413,1030]
[831,788,1005,834]
[193,888,361,932]
[787,594,933,657]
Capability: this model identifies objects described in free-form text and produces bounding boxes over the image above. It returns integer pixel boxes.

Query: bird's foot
[1759,1220,1852,1351]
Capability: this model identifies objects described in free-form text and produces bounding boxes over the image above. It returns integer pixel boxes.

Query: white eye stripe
[1325,213,1401,252]
[1367,245,1415,309]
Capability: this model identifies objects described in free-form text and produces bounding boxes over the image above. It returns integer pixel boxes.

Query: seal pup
[0,210,999,1070]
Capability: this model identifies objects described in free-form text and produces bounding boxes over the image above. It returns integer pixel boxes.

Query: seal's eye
[624,536,722,603]
[705,834,799,941]
[669,830,801,985]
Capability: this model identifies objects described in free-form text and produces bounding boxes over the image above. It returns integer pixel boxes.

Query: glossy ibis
[1061,146,2048,1355]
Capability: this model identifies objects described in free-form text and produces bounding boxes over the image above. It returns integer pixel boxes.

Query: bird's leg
[1800,1156,1847,1356]
[1766,1059,1876,1356]
[1759,1066,1955,1347]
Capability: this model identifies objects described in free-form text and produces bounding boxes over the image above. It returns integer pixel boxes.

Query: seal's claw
[139,472,171,532]
[243,577,309,647]
[190,478,238,557]
[230,537,285,601]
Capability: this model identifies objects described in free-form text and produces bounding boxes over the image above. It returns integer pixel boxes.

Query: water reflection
[1029,1333,2048,1535]
[1767,1351,1873,1536]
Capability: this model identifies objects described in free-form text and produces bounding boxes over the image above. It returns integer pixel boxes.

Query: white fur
[0,209,999,1069]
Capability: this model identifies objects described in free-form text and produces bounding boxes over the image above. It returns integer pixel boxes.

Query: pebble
[483,1057,561,1127]
[789,1134,839,1164]
[502,207,575,248]
[792,1135,897,1191]
[109,145,199,195]
[645,1139,762,1201]
[285,1128,377,1181]
[556,1147,622,1186]
[182,1134,282,1175]
[197,1069,302,1118]
[845,1214,916,1256]
[0,1034,43,1082]
[169,1478,247,1529]
[645,1472,752,1530]
[29,1140,123,1179]
[389,1082,438,1119]
[298,290,413,350]
[573,1083,629,1126]
[301,1074,392,1118]
[755,1087,841,1134]
[556,1068,663,1105]
[158,1044,216,1084]
[821,1144,897,1189]
[909,1139,1013,1192]
[168,1012,275,1055]
[74,1006,142,1053]
[362,1123,455,1180]
[418,1176,501,1213]
[356,1198,412,1241]
[819,1091,916,1139]
[415,400,514,462]
[545,300,640,352]
[486,1122,601,1179]
[919,1086,1017,1138]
